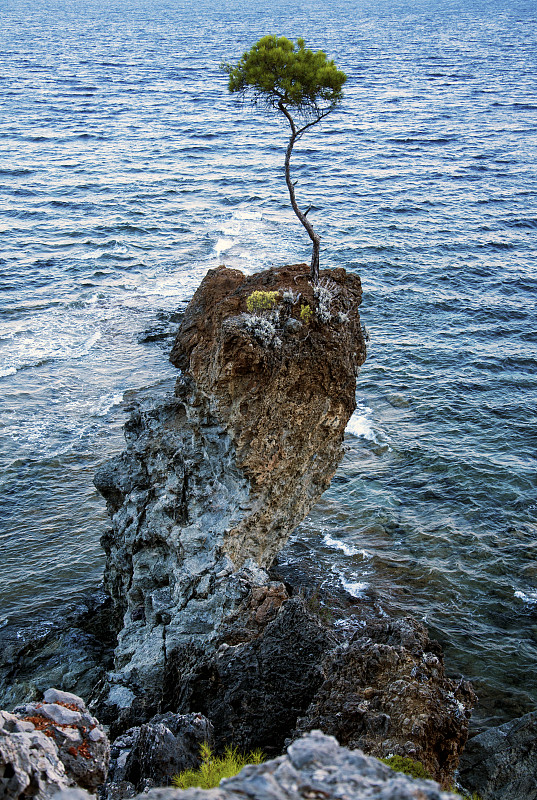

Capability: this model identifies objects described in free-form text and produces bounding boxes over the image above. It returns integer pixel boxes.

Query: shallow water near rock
[0,0,536,731]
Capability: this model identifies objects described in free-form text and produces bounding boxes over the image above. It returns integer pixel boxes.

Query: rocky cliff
[94,263,367,718]
[88,262,476,786]
[0,263,480,794]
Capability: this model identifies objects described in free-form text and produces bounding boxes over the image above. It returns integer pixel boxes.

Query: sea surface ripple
[1,0,536,730]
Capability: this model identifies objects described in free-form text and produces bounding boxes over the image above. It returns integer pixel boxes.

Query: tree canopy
[223,36,347,283]
[224,35,346,115]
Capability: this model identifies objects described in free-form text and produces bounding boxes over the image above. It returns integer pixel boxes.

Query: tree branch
[278,100,321,283]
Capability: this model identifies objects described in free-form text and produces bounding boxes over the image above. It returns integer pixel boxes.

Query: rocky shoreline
[1,265,535,800]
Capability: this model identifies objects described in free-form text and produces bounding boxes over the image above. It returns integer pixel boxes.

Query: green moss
[381,756,482,800]
[452,790,483,800]
[172,742,265,790]
[380,755,433,781]
[246,290,280,313]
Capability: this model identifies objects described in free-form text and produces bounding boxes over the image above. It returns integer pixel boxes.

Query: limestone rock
[12,690,109,791]
[52,731,462,800]
[170,263,366,567]
[94,263,366,711]
[0,709,73,800]
[458,710,537,799]
[292,616,476,787]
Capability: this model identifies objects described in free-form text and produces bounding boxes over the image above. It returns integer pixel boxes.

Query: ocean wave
[214,237,234,256]
[89,392,124,417]
[0,366,17,378]
[340,577,369,598]
[323,533,361,556]
[345,403,376,441]
[514,590,537,606]
[0,321,103,379]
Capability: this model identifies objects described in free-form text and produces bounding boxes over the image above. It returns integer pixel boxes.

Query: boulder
[458,710,537,800]
[104,712,213,798]
[52,730,462,800]
[0,689,109,799]
[11,689,109,792]
[0,709,73,800]
[292,616,475,787]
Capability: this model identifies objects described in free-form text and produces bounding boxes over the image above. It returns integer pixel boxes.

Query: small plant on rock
[282,288,301,306]
[246,290,280,313]
[300,304,313,325]
[172,742,265,790]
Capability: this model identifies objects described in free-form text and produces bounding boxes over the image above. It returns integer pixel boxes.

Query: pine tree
[223,35,346,283]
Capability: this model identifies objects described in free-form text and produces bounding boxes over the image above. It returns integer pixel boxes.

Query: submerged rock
[94,263,367,715]
[0,591,115,711]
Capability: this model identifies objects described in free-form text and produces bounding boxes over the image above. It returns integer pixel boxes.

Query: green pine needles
[172,742,265,790]
[222,36,347,284]
[224,35,346,113]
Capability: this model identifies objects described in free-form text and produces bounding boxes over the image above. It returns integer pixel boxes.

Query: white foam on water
[234,210,262,220]
[84,330,101,349]
[323,533,360,557]
[89,392,124,417]
[345,402,378,442]
[514,589,537,605]
[215,237,234,257]
[345,401,392,451]
[1,313,104,375]
[340,577,369,598]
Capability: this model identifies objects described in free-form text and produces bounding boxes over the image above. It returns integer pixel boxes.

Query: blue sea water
[0,0,536,729]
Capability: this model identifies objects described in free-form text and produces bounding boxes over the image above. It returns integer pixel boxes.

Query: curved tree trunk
[279,102,321,284]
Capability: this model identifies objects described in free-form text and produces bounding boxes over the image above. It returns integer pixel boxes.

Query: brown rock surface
[292,616,476,787]
[170,262,366,566]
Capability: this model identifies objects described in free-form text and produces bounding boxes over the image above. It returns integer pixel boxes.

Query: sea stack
[94,263,367,715]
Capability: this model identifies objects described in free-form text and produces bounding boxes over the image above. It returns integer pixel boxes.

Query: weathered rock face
[458,710,537,800]
[104,712,213,799]
[170,597,336,756]
[0,709,73,800]
[0,689,109,800]
[170,264,366,567]
[94,263,366,710]
[292,617,476,787]
[52,731,463,800]
[92,263,473,785]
